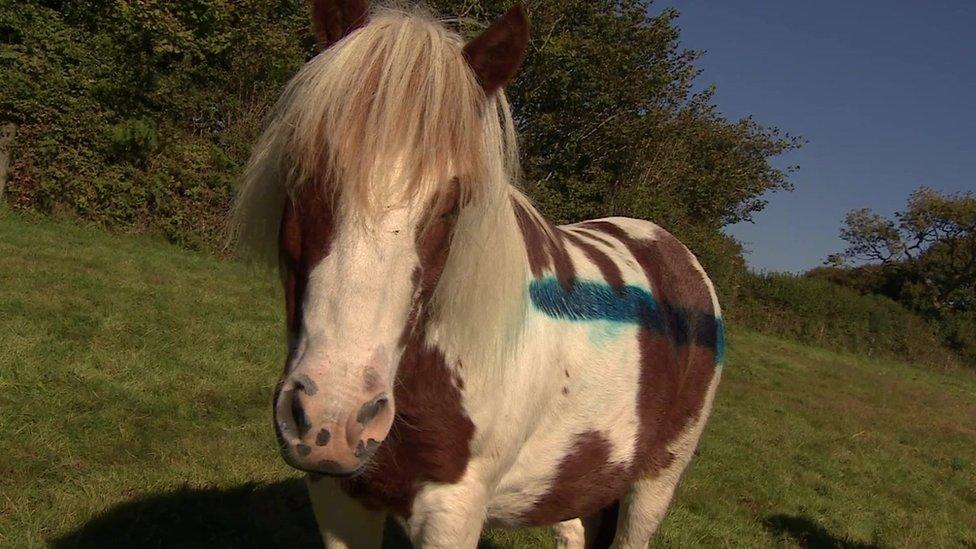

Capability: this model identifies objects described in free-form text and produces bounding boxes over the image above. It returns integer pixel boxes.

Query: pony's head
[233,0,530,476]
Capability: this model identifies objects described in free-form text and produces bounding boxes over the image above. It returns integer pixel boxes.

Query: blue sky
[654,1,976,273]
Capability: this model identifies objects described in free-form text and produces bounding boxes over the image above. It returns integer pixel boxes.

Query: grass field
[1,210,975,548]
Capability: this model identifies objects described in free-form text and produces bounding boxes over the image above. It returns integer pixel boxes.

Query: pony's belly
[484,320,644,526]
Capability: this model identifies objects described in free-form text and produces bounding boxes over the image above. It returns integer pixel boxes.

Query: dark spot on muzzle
[297,443,312,457]
[356,394,389,426]
[315,428,332,447]
[355,438,382,459]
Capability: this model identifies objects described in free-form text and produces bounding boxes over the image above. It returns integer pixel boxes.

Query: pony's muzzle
[274,378,394,476]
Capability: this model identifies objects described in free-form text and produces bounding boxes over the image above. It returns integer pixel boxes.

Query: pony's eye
[440,200,460,220]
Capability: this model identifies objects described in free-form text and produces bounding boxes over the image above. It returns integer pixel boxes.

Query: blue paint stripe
[529,277,723,363]
[528,278,656,324]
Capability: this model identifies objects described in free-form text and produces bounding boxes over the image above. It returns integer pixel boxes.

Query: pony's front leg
[306,476,385,548]
[407,477,489,549]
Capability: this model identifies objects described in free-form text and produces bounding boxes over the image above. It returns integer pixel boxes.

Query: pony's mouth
[307,463,368,481]
[278,443,377,478]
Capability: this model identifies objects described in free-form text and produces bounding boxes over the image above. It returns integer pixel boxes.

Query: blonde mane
[232,4,538,368]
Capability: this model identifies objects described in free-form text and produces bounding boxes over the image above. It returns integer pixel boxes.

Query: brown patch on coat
[520,431,629,526]
[279,184,337,342]
[401,182,462,344]
[561,229,624,292]
[512,200,575,290]
[630,330,715,474]
[340,340,474,517]
[578,221,711,311]
[415,181,462,296]
[567,227,617,250]
[401,268,424,347]
[512,201,549,278]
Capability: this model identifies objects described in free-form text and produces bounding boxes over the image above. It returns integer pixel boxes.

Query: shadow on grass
[763,514,881,549]
[50,480,510,548]
[48,479,449,548]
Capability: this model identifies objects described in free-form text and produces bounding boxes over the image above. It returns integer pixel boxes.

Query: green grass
[1,210,975,548]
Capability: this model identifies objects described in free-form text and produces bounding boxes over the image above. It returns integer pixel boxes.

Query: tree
[429,1,800,230]
[828,186,976,314]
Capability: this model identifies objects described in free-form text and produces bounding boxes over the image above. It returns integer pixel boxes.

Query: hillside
[1,211,974,547]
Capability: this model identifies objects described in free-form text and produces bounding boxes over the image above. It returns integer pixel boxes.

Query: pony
[231,2,724,547]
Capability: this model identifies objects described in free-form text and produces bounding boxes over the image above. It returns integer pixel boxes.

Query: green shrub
[0,0,306,251]
[730,273,962,369]
[808,264,976,368]
[938,312,976,366]
[106,119,159,166]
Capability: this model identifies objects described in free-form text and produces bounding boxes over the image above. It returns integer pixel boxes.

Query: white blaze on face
[297,206,419,386]
[277,201,429,475]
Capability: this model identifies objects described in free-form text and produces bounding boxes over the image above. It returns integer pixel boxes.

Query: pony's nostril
[291,394,311,437]
[355,438,382,459]
[356,394,389,426]
[294,374,318,396]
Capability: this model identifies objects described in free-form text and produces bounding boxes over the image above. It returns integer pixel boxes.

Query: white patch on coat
[306,476,385,549]
[409,466,490,548]
[553,518,586,549]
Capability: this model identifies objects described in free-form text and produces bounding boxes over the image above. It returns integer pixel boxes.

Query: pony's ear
[463,5,529,95]
[311,0,369,50]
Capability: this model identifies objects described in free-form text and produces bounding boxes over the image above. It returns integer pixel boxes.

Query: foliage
[807,263,892,296]
[829,187,976,265]
[809,266,976,367]
[0,0,307,250]
[827,186,976,315]
[820,187,976,365]
[2,0,798,279]
[731,272,962,369]
[3,212,974,547]
[435,1,801,226]
[105,118,160,166]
